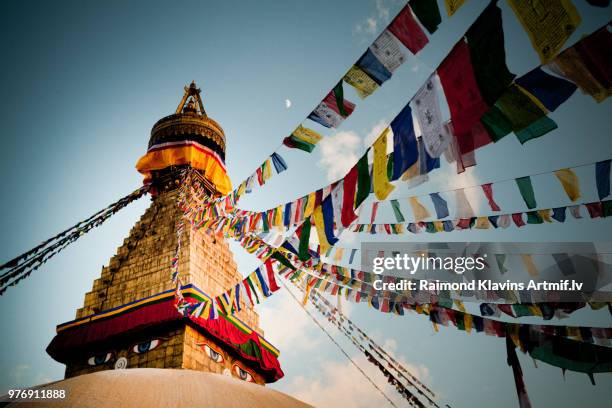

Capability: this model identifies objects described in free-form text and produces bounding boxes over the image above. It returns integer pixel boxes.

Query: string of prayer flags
[514,67,577,112]
[373,129,395,200]
[283,125,323,152]
[438,40,490,155]
[596,160,611,200]
[444,0,467,16]
[390,199,405,222]
[412,76,449,158]
[387,3,429,54]
[465,1,516,105]
[408,197,431,221]
[481,183,501,211]
[551,25,612,102]
[429,192,449,218]
[516,176,537,209]
[343,66,379,99]
[409,0,442,34]
[507,0,581,63]
[391,104,419,180]
[554,168,581,201]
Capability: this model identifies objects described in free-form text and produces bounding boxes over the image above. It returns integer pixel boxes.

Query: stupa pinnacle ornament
[46,83,283,385]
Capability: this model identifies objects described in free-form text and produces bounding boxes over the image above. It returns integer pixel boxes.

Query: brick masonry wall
[66,188,269,383]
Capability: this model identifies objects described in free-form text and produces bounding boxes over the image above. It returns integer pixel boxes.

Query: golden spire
[175,80,207,116]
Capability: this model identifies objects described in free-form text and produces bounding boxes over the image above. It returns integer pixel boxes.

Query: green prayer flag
[386,153,394,181]
[355,151,371,207]
[515,116,558,144]
[481,105,512,142]
[286,135,316,152]
[390,199,405,222]
[516,176,537,209]
[409,0,441,34]
[425,222,436,233]
[298,217,312,261]
[526,211,543,224]
[271,251,296,271]
[603,200,612,217]
[333,81,348,117]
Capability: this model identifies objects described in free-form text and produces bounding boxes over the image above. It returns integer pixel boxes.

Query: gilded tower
[46,82,283,385]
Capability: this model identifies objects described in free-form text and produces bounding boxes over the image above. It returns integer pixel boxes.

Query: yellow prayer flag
[293,125,323,145]
[434,221,444,232]
[373,129,395,200]
[475,217,490,229]
[554,168,581,201]
[464,313,473,334]
[304,192,316,218]
[408,197,430,221]
[507,0,581,63]
[444,0,466,16]
[274,205,283,226]
[539,209,553,223]
[262,159,272,181]
[454,300,466,312]
[521,254,539,277]
[333,247,345,262]
[313,205,332,254]
[343,66,379,99]
[551,47,610,102]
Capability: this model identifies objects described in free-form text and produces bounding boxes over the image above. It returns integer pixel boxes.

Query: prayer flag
[521,254,539,277]
[391,104,419,180]
[271,152,288,173]
[387,4,429,54]
[370,30,406,73]
[586,202,603,218]
[343,66,379,99]
[507,0,581,63]
[409,0,441,34]
[481,183,501,211]
[341,165,359,227]
[454,188,474,219]
[409,196,430,221]
[429,192,449,218]
[554,168,581,201]
[514,67,577,111]
[569,204,582,218]
[373,129,395,200]
[465,2,515,105]
[370,201,379,224]
[444,0,466,16]
[390,199,405,222]
[356,151,371,207]
[356,49,392,86]
[515,176,537,209]
[596,160,611,200]
[284,125,323,152]
[413,76,449,157]
[552,206,567,222]
[512,213,526,227]
[438,40,489,154]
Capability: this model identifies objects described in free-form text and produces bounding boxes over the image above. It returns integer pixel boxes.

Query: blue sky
[1,0,611,406]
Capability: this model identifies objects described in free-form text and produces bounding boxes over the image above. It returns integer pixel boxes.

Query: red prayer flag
[456,218,471,229]
[323,91,355,117]
[586,202,603,218]
[370,202,379,224]
[264,260,280,292]
[341,165,359,227]
[388,4,429,54]
[438,40,490,155]
[481,183,501,211]
[512,213,525,227]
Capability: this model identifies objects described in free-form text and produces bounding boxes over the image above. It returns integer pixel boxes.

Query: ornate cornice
[150,112,225,151]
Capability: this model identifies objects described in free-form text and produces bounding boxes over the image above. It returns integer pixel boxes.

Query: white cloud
[258,291,323,353]
[318,131,362,181]
[283,339,433,408]
[365,17,378,34]
[285,99,292,109]
[354,0,396,38]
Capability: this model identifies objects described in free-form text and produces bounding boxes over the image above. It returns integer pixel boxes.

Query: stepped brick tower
[46,82,283,385]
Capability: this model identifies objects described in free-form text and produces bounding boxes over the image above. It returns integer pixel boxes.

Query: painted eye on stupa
[233,365,254,382]
[203,344,224,363]
[87,352,113,366]
[132,339,161,354]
